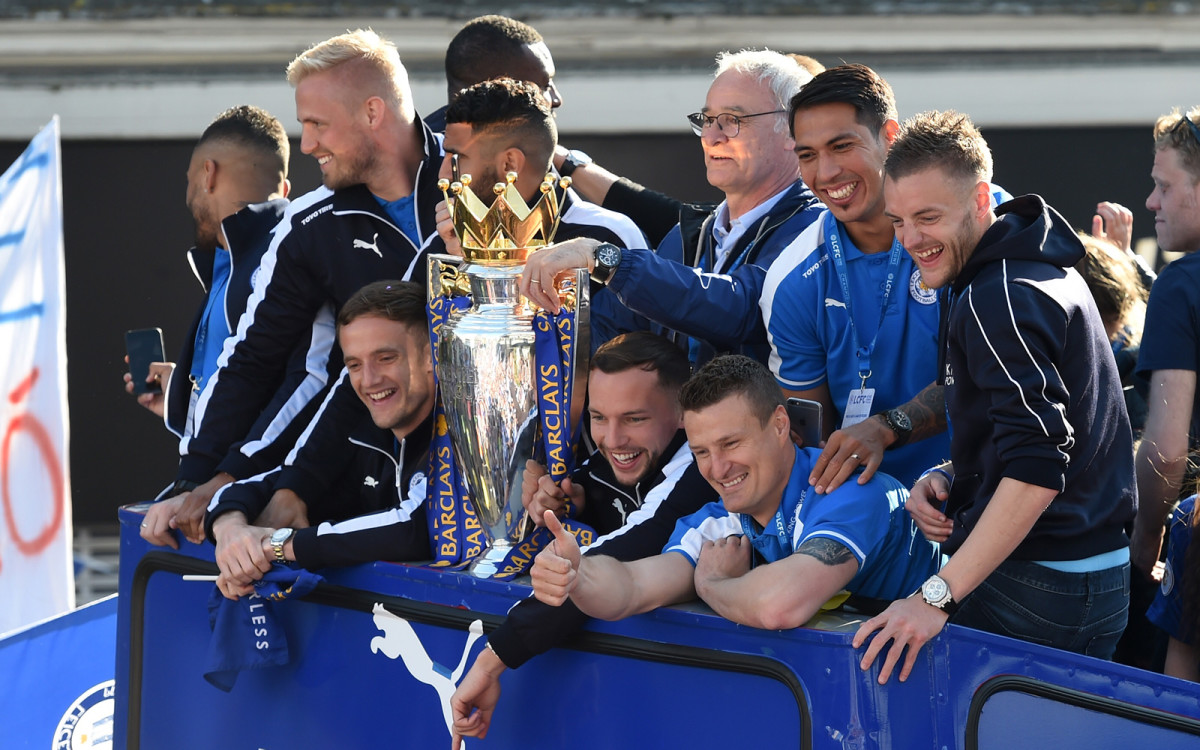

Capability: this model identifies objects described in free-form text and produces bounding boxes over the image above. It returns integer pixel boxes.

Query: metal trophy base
[467,540,516,579]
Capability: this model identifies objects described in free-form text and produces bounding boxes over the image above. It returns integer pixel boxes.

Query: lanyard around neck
[737,484,805,566]
[824,212,904,388]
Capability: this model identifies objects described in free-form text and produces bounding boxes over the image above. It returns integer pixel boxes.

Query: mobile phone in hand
[785,397,822,448]
[125,328,165,395]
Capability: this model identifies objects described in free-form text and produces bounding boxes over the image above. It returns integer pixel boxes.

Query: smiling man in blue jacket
[525,355,939,643]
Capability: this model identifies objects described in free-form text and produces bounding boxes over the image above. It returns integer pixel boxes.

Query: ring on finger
[849,453,861,461]
[531,278,543,285]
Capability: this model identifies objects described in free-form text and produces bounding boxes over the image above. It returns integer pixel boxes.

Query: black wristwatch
[919,574,960,617]
[592,243,622,285]
[877,408,913,448]
[558,149,593,178]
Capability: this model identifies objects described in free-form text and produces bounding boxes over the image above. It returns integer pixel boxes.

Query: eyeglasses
[1174,115,1200,146]
[687,110,785,138]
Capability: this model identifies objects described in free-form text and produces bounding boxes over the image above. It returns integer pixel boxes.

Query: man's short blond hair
[286,29,413,117]
[1153,106,1200,183]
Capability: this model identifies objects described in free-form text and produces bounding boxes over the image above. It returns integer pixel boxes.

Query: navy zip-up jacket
[592,179,823,365]
[176,121,444,484]
[939,194,1135,560]
[204,407,434,569]
[164,198,289,440]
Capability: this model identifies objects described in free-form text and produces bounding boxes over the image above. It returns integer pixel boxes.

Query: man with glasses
[552,57,826,248]
[687,110,776,134]
[1132,107,1200,581]
[520,49,823,367]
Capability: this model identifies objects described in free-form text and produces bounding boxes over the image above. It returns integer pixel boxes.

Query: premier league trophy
[428,171,589,578]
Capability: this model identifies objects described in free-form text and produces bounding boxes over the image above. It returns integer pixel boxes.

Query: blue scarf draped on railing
[203,565,324,691]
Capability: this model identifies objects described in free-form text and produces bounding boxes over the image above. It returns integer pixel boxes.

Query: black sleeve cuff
[485,596,590,670]
[169,479,200,496]
[176,454,219,485]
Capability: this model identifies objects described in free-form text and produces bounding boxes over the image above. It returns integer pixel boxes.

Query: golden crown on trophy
[438,171,571,263]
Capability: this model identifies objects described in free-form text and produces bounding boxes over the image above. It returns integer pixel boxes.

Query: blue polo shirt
[374,192,419,247]
[1148,495,1196,642]
[665,445,941,601]
[1137,251,1200,440]
[190,246,233,393]
[761,212,947,487]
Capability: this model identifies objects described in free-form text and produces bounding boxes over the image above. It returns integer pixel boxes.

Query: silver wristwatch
[270,527,295,563]
[919,574,959,616]
[558,149,593,178]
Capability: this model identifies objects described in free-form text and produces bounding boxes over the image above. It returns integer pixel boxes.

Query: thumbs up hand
[531,510,581,607]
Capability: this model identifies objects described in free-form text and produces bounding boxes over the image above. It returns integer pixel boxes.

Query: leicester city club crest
[53,680,115,749]
[909,268,937,305]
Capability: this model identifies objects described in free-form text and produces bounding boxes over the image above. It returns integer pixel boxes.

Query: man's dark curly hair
[446,15,543,95]
[196,104,289,174]
[445,78,556,174]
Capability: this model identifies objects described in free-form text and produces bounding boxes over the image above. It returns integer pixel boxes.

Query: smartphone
[786,397,822,448]
[125,327,165,395]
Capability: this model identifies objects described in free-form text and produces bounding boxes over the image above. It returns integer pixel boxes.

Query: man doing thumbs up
[451,333,718,746]
[531,355,942,630]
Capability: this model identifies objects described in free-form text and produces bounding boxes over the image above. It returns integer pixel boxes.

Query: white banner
[0,117,73,635]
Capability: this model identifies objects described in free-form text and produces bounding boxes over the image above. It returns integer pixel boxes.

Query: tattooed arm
[889,381,948,444]
[693,535,859,630]
[809,381,947,494]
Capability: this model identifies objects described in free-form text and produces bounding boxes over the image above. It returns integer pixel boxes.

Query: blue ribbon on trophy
[486,302,596,582]
[430,170,591,579]
[535,305,578,484]
[425,292,484,567]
